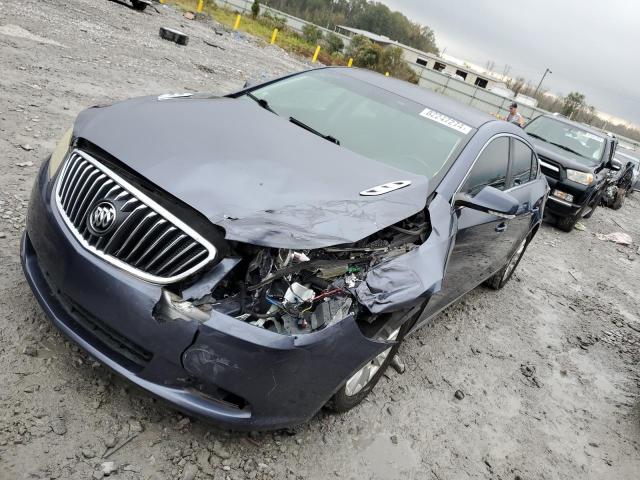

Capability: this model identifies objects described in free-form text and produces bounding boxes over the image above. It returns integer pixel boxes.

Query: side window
[511,139,537,186]
[462,137,509,196]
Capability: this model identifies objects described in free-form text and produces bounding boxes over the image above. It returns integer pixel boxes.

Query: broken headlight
[48,126,74,179]
[177,212,429,336]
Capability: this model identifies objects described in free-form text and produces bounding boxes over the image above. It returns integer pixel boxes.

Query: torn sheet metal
[182,257,241,300]
[353,194,457,314]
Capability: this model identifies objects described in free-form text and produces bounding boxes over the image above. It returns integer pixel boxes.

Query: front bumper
[543,175,595,219]
[21,162,388,430]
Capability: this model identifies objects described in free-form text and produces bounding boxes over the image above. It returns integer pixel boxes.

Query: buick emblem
[88,201,117,234]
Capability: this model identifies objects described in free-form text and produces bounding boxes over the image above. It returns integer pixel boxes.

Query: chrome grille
[55,150,217,284]
[538,156,561,179]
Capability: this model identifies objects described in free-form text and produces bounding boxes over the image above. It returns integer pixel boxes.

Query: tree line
[262,0,439,54]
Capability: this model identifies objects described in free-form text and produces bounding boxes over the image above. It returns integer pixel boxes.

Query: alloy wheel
[344,327,400,397]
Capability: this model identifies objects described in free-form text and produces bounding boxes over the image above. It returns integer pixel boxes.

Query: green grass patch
[164,0,347,66]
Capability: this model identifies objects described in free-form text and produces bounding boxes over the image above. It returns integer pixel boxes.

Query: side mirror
[453,186,519,219]
[609,158,622,171]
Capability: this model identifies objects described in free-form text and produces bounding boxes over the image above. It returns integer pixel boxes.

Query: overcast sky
[378,0,640,126]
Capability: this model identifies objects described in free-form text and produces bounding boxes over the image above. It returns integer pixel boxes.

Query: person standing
[506,102,524,127]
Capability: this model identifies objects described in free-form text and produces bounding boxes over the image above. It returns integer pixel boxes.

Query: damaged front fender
[353,194,457,314]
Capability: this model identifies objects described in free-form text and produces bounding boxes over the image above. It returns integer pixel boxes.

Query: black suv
[524,114,619,231]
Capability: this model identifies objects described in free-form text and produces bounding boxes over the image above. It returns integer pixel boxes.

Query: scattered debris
[454,389,465,400]
[19,144,33,151]
[22,344,37,357]
[104,433,139,458]
[16,161,34,167]
[596,232,633,246]
[100,461,117,476]
[159,27,189,46]
[574,221,586,231]
[390,354,405,374]
[390,435,398,445]
[203,39,225,50]
[520,364,542,388]
[183,11,196,20]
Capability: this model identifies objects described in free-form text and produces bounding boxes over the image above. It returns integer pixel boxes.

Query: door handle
[495,222,507,233]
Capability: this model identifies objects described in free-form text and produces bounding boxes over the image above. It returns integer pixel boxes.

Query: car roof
[332,67,494,129]
[537,114,611,140]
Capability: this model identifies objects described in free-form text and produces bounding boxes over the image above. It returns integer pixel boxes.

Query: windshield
[245,70,470,178]
[524,116,606,166]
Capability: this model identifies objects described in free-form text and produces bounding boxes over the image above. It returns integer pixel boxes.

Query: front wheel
[556,215,577,232]
[486,235,529,290]
[328,320,409,413]
[610,188,625,210]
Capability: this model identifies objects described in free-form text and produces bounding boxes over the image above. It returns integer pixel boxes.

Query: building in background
[335,25,499,90]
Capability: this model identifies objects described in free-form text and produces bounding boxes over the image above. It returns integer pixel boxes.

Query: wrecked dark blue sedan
[21,67,548,429]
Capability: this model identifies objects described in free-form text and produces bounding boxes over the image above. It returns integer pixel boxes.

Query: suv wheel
[556,215,577,232]
[610,188,626,210]
[486,236,529,290]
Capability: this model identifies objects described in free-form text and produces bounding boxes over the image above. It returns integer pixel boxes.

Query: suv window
[462,137,509,196]
[511,139,537,186]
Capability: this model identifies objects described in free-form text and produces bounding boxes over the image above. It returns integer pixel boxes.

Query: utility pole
[534,68,552,98]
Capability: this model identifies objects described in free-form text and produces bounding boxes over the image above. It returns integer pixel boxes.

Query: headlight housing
[48,127,74,179]
[566,169,594,185]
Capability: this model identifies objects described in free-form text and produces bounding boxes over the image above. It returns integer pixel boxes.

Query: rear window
[511,139,537,186]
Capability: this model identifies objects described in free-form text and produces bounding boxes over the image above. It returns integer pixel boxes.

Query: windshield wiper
[527,133,548,143]
[549,141,587,159]
[289,117,340,146]
[246,92,278,115]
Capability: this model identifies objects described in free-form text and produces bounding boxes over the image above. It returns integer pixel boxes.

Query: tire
[328,318,412,413]
[485,235,529,290]
[131,0,147,10]
[159,27,189,46]
[556,215,577,232]
[611,188,625,210]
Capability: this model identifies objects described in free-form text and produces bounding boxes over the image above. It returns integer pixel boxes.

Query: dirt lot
[1,1,639,479]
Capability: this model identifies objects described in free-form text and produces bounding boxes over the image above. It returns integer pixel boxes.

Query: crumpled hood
[529,138,598,172]
[73,95,429,249]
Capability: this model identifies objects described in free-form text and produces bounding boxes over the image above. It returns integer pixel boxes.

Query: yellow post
[270,28,278,45]
[312,45,321,63]
[385,71,390,76]
[233,14,241,30]
[159,0,165,3]
[347,58,353,67]
[197,0,204,13]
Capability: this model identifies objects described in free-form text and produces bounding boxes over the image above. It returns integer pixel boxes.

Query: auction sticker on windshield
[583,132,605,143]
[419,108,472,135]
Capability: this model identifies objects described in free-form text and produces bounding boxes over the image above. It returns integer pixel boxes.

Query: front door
[423,136,515,317]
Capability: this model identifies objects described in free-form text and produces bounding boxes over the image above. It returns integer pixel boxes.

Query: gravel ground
[1,1,639,479]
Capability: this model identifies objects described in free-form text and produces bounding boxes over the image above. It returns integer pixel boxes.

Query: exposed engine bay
[162,212,430,336]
